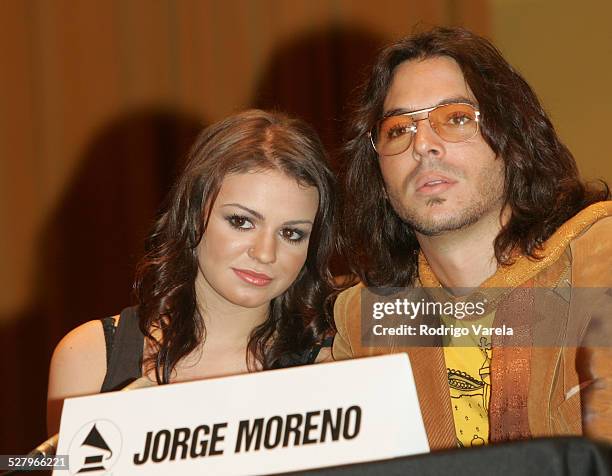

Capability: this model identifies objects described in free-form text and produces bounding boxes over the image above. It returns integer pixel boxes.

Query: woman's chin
[225,291,274,310]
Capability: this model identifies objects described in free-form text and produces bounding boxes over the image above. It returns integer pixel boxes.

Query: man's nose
[411,117,445,162]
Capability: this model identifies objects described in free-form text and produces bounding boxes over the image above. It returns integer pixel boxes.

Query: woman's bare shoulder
[48,317,119,394]
[46,316,118,434]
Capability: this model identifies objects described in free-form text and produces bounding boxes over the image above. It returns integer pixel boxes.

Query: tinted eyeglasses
[369,102,481,157]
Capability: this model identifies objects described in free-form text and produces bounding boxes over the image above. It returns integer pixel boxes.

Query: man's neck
[417,207,507,291]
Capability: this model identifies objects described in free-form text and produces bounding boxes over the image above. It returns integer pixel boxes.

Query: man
[333,27,611,449]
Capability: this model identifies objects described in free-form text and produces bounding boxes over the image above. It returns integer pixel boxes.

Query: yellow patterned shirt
[441,311,494,447]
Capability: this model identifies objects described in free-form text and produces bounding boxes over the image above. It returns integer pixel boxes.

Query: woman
[47,110,337,435]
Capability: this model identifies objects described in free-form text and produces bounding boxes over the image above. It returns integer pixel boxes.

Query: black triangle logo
[81,424,112,458]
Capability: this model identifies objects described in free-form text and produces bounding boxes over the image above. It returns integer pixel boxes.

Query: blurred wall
[1,0,610,454]
[491,0,612,183]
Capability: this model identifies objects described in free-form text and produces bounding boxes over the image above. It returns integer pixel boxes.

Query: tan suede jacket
[333,202,612,449]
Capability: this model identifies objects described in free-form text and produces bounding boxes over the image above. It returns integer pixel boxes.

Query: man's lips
[232,268,273,286]
[414,174,457,194]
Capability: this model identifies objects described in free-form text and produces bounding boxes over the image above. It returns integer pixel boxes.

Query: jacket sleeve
[571,214,612,443]
[331,286,358,360]
[577,346,612,443]
[577,286,612,442]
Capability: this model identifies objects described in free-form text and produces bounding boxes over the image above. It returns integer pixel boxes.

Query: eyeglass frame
[367,102,481,157]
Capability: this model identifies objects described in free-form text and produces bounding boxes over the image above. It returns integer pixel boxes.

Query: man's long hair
[342,27,610,287]
[135,110,337,383]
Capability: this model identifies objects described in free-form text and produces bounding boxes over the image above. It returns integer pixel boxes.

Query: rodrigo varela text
[372,323,513,337]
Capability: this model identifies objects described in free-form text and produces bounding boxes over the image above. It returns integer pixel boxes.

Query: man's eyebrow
[221,204,313,226]
[383,96,478,118]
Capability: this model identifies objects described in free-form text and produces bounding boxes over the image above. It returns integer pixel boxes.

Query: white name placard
[55,354,429,475]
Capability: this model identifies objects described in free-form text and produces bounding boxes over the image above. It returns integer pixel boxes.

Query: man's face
[379,56,505,236]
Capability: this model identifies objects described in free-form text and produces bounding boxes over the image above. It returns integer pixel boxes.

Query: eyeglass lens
[374,103,479,156]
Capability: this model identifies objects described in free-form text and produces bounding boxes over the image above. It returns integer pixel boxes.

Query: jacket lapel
[404,345,456,450]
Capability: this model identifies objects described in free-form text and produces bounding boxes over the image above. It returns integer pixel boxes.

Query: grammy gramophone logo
[68,420,122,475]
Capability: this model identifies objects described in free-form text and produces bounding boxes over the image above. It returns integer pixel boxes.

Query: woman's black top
[100,306,332,392]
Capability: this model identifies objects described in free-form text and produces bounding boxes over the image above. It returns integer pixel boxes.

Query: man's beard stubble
[388,162,505,237]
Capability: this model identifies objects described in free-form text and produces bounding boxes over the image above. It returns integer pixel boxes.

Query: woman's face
[196,169,319,312]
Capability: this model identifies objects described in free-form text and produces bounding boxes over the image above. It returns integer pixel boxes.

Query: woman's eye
[280,228,305,243]
[226,215,254,230]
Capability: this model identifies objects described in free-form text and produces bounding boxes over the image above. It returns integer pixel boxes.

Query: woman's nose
[247,231,277,264]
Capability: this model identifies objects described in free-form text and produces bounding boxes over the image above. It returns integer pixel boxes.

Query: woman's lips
[232,268,273,286]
